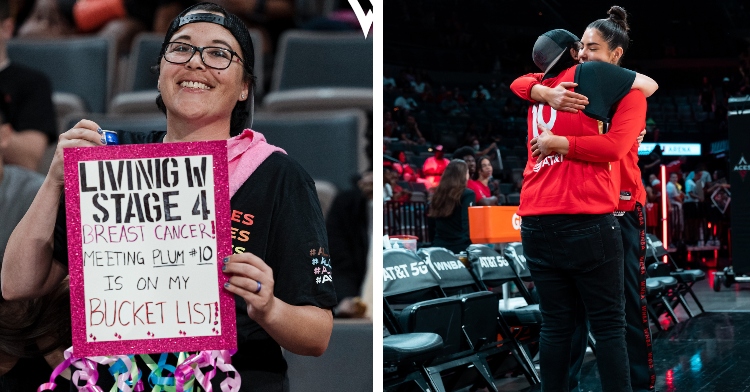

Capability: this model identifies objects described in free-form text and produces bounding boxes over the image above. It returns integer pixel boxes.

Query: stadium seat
[250,109,367,191]
[506,193,521,206]
[646,263,681,329]
[419,246,540,385]
[383,248,489,392]
[384,328,445,392]
[285,320,373,392]
[646,234,706,317]
[8,36,115,115]
[498,183,513,196]
[123,33,164,93]
[264,31,372,112]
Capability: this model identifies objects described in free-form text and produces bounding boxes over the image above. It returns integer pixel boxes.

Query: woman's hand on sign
[49,119,106,187]
[222,253,277,322]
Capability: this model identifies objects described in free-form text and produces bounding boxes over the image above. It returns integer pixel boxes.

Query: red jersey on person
[664,159,683,181]
[422,156,450,188]
[512,66,617,216]
[467,179,490,202]
[564,91,648,211]
[510,62,647,214]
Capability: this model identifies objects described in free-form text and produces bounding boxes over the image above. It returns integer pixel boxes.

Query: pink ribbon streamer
[38,348,143,392]
[39,348,102,392]
[175,350,240,392]
[40,348,237,392]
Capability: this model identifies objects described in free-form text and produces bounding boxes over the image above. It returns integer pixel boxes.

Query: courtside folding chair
[383,248,494,392]
[646,234,706,317]
[418,247,540,386]
[383,324,445,392]
[644,264,681,330]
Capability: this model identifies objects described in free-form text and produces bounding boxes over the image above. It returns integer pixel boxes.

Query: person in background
[392,150,417,182]
[511,19,655,389]
[383,166,410,202]
[428,159,473,254]
[475,155,500,203]
[646,174,661,202]
[642,144,663,179]
[453,146,498,205]
[511,7,658,390]
[422,144,449,189]
[667,172,685,246]
[327,171,372,318]
[0,101,71,390]
[664,155,687,181]
[683,170,705,245]
[470,137,499,158]
[0,0,56,171]
[686,162,711,184]
[666,172,684,204]
[393,114,425,146]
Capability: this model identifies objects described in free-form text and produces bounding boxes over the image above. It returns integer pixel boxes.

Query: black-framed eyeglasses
[163,41,243,70]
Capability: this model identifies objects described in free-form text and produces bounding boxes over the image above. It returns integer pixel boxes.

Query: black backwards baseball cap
[157,2,256,131]
[532,29,580,74]
[162,2,255,77]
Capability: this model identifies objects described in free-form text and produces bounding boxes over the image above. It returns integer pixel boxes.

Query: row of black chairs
[644,234,707,330]
[383,244,542,391]
[384,236,707,391]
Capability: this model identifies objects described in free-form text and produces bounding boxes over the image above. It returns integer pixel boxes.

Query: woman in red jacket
[509,23,653,390]
[512,7,657,392]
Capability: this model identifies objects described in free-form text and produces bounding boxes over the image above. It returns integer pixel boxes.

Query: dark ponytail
[587,5,631,62]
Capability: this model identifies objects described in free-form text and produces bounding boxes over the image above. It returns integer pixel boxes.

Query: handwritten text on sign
[65,142,234,356]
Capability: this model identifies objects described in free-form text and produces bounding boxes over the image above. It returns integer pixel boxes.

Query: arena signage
[638,143,702,156]
[63,141,235,356]
[734,154,749,181]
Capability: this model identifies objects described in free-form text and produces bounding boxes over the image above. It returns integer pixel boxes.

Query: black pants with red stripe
[569,203,655,392]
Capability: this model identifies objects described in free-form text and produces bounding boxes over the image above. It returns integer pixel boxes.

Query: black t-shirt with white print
[53,130,337,388]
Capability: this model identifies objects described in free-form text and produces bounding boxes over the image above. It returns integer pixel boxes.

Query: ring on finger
[254,281,262,294]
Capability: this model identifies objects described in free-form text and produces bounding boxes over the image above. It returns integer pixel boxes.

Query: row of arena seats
[284,319,373,392]
[384,244,542,391]
[383,237,707,391]
[8,30,373,129]
[38,108,370,217]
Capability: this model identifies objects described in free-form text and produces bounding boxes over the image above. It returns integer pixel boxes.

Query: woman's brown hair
[474,155,492,181]
[429,159,468,218]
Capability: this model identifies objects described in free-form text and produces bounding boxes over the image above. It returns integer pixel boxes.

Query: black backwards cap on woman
[155,2,257,134]
[532,29,580,75]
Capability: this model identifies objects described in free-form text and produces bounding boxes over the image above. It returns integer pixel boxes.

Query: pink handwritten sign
[63,141,235,357]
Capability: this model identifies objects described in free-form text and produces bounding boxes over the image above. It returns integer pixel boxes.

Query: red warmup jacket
[510,63,648,213]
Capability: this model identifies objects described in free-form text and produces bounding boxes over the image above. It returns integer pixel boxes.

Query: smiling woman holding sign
[2,2,336,391]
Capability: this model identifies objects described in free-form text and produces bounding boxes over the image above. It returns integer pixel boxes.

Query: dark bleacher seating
[264,31,372,112]
[253,109,367,191]
[9,36,115,115]
[285,320,373,392]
